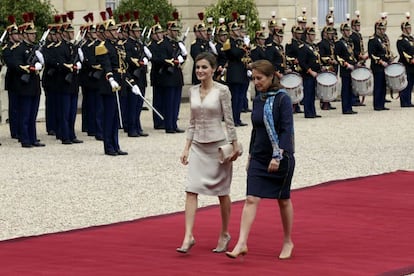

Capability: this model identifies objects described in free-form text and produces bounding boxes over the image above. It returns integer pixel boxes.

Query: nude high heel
[176,239,196,254]
[212,234,231,253]
[279,243,294,260]
[225,247,248,259]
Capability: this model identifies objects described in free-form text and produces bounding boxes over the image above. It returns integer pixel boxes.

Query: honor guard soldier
[298,25,322,118]
[2,15,21,140]
[124,11,151,137]
[250,27,268,62]
[12,13,45,147]
[191,13,211,85]
[396,13,414,107]
[55,12,83,145]
[95,8,129,156]
[318,25,337,110]
[42,16,60,137]
[79,13,104,140]
[368,19,392,111]
[286,25,304,113]
[266,20,287,79]
[206,17,215,41]
[159,11,186,133]
[223,12,249,126]
[214,18,229,83]
[335,19,358,114]
[297,8,308,42]
[265,11,278,45]
[147,16,166,130]
[350,10,368,106]
[238,14,251,112]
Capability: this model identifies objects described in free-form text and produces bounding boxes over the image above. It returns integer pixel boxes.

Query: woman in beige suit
[177,52,240,254]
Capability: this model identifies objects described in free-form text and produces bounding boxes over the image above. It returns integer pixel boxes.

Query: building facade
[1,0,413,122]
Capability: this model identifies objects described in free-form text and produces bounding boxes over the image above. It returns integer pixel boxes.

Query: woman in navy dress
[226,59,295,260]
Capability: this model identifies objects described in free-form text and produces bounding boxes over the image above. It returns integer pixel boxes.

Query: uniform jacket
[298,41,321,77]
[368,34,391,73]
[223,37,248,84]
[334,37,356,77]
[397,33,414,74]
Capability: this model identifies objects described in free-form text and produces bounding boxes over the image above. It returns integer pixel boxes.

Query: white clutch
[218,142,243,164]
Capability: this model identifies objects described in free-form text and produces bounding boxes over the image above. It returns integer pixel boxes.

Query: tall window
[106,0,119,10]
[318,0,351,26]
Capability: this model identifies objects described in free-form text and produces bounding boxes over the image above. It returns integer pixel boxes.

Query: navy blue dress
[247,92,295,199]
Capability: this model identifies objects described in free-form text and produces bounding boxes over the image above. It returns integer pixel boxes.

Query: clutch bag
[218,142,243,164]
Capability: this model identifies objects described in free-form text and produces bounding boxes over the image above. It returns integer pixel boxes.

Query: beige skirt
[186,140,233,196]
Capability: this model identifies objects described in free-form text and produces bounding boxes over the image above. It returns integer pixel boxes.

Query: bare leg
[226,195,261,256]
[278,198,294,259]
[213,195,231,252]
[177,192,198,251]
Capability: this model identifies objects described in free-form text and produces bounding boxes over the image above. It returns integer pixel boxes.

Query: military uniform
[124,17,150,137]
[54,15,83,145]
[335,22,358,114]
[298,27,321,118]
[396,19,414,107]
[2,18,20,140]
[223,19,249,126]
[95,8,128,156]
[79,19,104,140]
[368,21,391,110]
[11,14,44,147]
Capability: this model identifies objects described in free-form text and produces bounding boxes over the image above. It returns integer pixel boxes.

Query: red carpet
[1,171,414,276]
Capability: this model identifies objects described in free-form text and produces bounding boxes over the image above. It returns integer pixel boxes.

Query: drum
[316,72,338,102]
[280,72,304,104]
[384,63,408,91]
[351,67,374,96]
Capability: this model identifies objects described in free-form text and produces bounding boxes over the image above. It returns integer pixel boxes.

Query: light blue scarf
[263,89,287,161]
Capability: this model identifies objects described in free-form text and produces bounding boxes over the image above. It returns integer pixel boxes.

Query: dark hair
[195,52,217,69]
[250,59,282,91]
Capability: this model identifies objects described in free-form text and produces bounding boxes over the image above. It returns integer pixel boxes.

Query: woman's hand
[268,158,280,173]
[230,142,240,162]
[180,149,189,165]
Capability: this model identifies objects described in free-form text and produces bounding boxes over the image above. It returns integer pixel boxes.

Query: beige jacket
[186,81,237,143]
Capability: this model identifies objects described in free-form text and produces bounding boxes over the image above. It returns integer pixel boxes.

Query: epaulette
[54,41,62,47]
[299,44,304,48]
[95,41,108,56]
[1,45,8,51]
[369,35,375,39]
[398,36,403,41]
[157,39,164,44]
[10,42,21,50]
[191,40,196,45]
[147,41,153,46]
[117,39,127,46]
[266,43,273,47]
[222,39,230,51]
[250,45,257,50]
[88,40,96,47]
[47,42,55,48]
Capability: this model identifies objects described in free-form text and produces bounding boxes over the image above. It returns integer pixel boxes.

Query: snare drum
[280,72,304,104]
[316,72,338,102]
[384,63,408,91]
[351,67,373,96]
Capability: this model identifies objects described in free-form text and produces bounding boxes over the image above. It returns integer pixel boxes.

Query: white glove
[243,36,250,47]
[78,48,85,62]
[178,42,187,56]
[75,61,82,70]
[247,70,252,78]
[209,41,218,55]
[142,57,149,65]
[35,50,44,65]
[131,85,141,96]
[143,46,152,60]
[34,62,43,71]
[109,77,120,90]
[177,55,185,64]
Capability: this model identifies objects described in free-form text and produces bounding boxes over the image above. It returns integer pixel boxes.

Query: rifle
[21,28,50,83]
[166,27,189,73]
[0,30,8,46]
[64,29,88,83]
